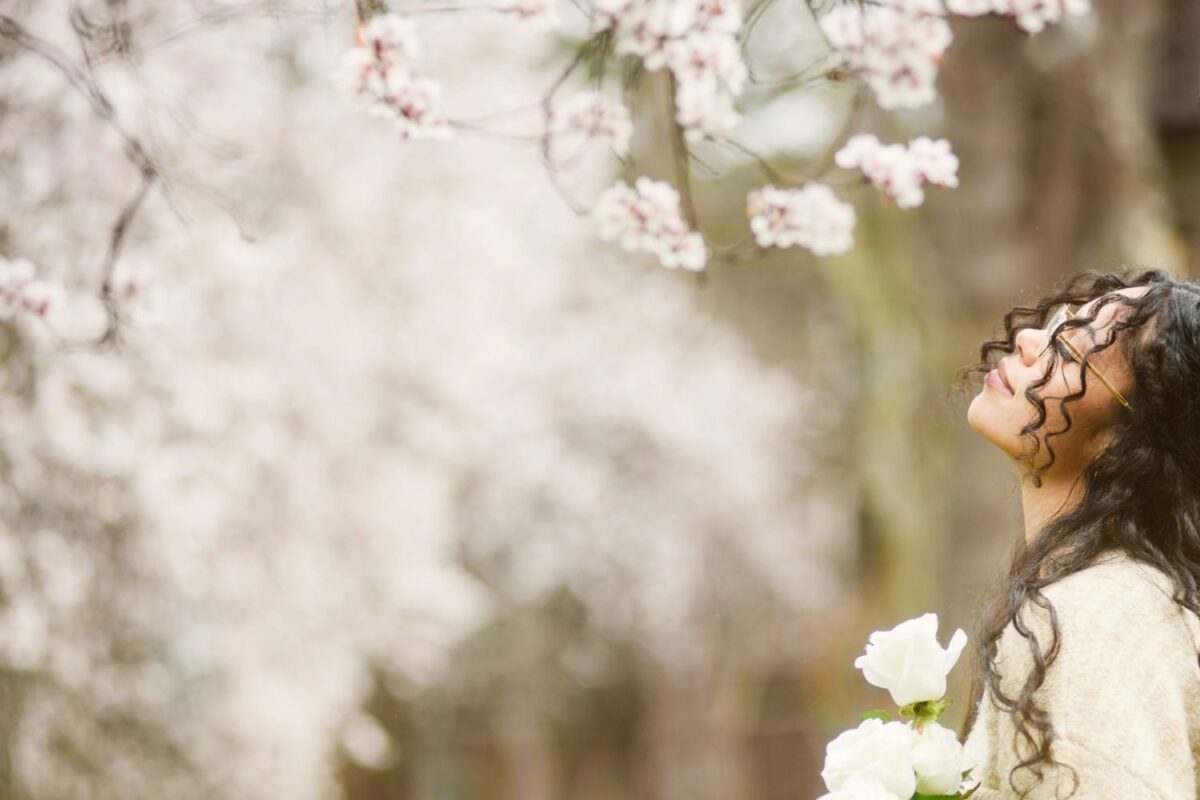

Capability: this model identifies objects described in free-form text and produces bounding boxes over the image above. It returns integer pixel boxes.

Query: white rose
[911,721,966,795]
[820,717,917,799]
[854,612,968,707]
[816,773,901,800]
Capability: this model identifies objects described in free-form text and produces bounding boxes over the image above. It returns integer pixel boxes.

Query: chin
[967,389,1020,457]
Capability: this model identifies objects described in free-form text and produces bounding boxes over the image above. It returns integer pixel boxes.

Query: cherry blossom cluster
[834,134,959,209]
[946,0,1091,34]
[333,14,453,139]
[593,176,708,271]
[746,183,856,257]
[594,0,748,142]
[0,256,64,321]
[818,2,953,110]
[548,91,634,163]
[819,0,1090,110]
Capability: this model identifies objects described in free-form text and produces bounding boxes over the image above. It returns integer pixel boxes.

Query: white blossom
[820,0,1089,110]
[666,30,748,94]
[0,256,140,341]
[594,0,746,141]
[0,256,67,322]
[819,4,952,110]
[332,13,453,140]
[816,774,901,800]
[911,721,969,796]
[0,256,36,318]
[548,91,634,160]
[853,612,968,707]
[835,133,959,209]
[674,76,741,143]
[821,717,918,799]
[593,176,708,271]
[907,135,960,188]
[746,183,856,256]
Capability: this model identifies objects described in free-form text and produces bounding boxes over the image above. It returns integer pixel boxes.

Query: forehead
[1076,287,1146,331]
[1067,288,1146,368]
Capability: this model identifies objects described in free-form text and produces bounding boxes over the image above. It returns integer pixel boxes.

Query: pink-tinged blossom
[19,281,66,318]
[0,256,36,318]
[0,257,65,321]
[834,133,959,209]
[746,183,856,256]
[109,259,153,303]
[907,136,960,188]
[489,0,560,29]
[594,0,746,141]
[333,14,453,140]
[548,91,634,161]
[593,176,708,271]
[666,30,747,94]
[819,4,952,109]
[674,77,741,143]
[945,0,1091,34]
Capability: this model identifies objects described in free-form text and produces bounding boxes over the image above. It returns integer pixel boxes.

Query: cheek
[1025,369,1110,433]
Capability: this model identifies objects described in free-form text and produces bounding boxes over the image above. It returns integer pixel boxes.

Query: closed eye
[1051,335,1085,367]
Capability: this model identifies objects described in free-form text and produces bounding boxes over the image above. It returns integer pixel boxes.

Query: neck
[1017,464,1087,545]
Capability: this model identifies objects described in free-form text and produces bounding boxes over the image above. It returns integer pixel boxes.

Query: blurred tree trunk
[1153,0,1200,277]
[698,0,1198,744]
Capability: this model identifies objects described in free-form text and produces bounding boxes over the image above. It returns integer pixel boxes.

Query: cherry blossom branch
[96,167,156,347]
[0,12,160,346]
[90,3,341,66]
[538,31,615,216]
[333,0,1088,273]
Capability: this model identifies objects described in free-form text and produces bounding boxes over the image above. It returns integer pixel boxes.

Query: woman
[956,267,1200,798]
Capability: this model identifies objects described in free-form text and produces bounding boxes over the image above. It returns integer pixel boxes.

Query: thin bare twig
[0,12,161,347]
[94,3,337,65]
[741,0,778,60]
[802,80,866,182]
[537,30,613,216]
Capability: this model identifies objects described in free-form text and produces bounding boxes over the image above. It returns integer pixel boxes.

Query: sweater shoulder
[1044,555,1171,605]
[1007,551,1200,660]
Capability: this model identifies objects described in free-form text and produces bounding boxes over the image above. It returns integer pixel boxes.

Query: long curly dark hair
[953,266,1200,798]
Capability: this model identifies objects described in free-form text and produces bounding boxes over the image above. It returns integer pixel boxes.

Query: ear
[1087,423,1116,460]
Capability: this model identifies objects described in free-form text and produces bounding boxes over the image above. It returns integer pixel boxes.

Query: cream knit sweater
[960,548,1200,798]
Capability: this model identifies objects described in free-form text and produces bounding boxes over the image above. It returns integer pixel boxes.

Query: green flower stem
[898,696,951,729]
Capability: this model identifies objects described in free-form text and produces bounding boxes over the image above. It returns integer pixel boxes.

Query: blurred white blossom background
[0,1,870,797]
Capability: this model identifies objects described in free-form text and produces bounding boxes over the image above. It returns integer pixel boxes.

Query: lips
[997,359,1014,393]
[985,361,1015,397]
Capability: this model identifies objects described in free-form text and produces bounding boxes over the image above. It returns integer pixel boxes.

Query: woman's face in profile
[967,286,1145,471]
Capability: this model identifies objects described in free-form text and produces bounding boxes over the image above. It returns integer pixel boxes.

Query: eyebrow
[1071,297,1114,347]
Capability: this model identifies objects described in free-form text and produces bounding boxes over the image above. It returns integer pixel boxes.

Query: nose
[1014,325,1048,365]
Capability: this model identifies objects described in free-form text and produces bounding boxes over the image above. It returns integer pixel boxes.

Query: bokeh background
[0,0,1197,798]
